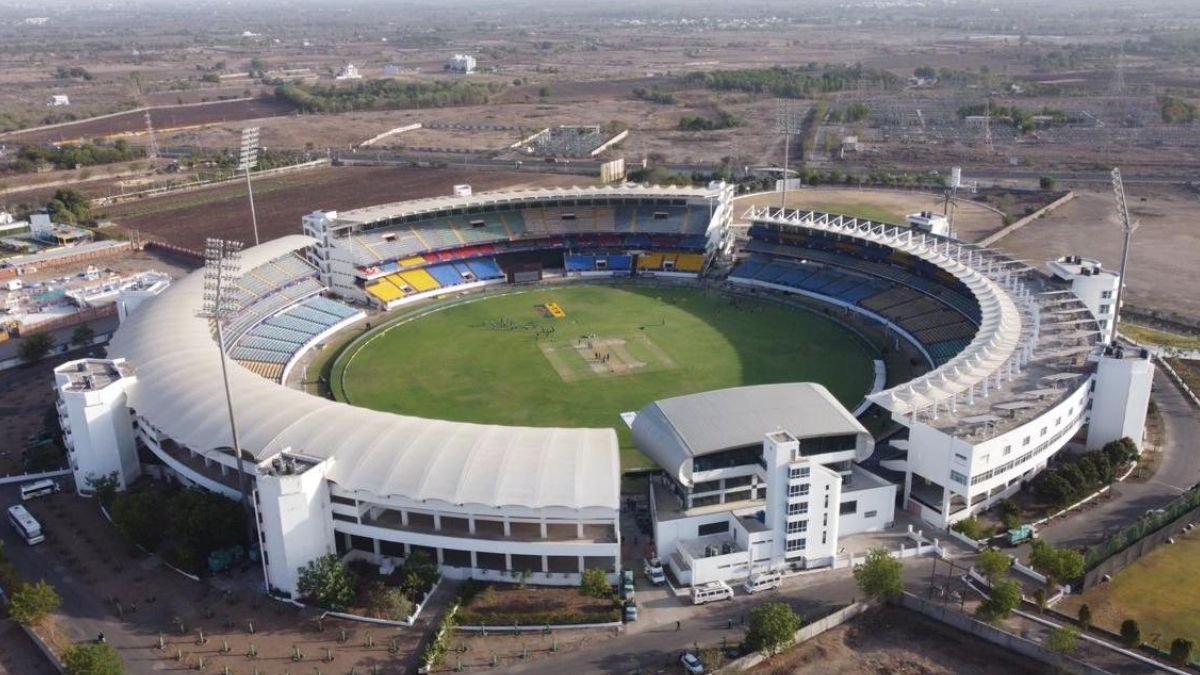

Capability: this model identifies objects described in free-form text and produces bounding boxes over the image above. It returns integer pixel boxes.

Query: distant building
[30,214,92,246]
[335,64,362,80]
[906,211,951,238]
[447,54,477,74]
[48,94,70,107]
[383,64,401,77]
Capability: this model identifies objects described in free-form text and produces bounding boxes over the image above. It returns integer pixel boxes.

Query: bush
[456,607,621,626]
[1120,618,1141,647]
[110,490,167,551]
[999,500,1021,530]
[1171,638,1194,665]
[976,580,1021,622]
[580,568,610,599]
[1045,626,1079,654]
[296,554,357,611]
[1077,604,1092,630]
[952,516,992,541]
[853,548,904,601]
[744,602,802,656]
[975,549,1012,584]
[7,580,62,626]
[63,642,123,675]
[366,581,414,621]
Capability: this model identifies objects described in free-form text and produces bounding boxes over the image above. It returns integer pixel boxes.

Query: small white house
[447,54,477,74]
[335,64,362,80]
[48,94,70,107]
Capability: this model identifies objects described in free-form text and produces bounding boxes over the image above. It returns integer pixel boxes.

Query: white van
[20,479,61,501]
[7,505,45,545]
[743,570,782,594]
[691,581,733,605]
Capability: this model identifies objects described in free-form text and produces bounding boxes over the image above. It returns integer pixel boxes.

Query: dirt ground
[749,605,1044,675]
[102,165,588,251]
[23,492,425,674]
[988,184,1200,320]
[733,186,1005,236]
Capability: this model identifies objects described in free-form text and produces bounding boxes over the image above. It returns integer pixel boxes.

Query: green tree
[296,554,357,611]
[1029,541,1085,587]
[111,490,167,550]
[852,548,904,601]
[580,568,610,599]
[71,323,95,348]
[1120,618,1141,647]
[977,580,1021,622]
[1039,175,1057,191]
[86,472,120,506]
[18,332,55,363]
[537,86,551,98]
[744,602,802,656]
[1045,626,1080,654]
[63,642,124,675]
[165,488,245,570]
[976,549,1013,585]
[7,580,62,626]
[1077,604,1092,630]
[1170,638,1194,665]
[999,500,1021,530]
[366,581,413,621]
[47,188,91,224]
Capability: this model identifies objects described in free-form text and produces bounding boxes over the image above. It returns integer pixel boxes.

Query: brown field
[749,606,1042,675]
[3,97,296,145]
[102,165,589,251]
[989,185,1200,319]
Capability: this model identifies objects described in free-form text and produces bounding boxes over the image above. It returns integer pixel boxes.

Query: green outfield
[333,284,877,469]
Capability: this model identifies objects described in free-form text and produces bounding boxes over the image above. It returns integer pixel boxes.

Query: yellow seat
[398,256,427,268]
[400,269,441,293]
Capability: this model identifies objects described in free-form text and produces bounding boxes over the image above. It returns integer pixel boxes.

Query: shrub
[1077,604,1092,630]
[366,581,413,621]
[1120,618,1141,647]
[744,602,802,656]
[853,548,904,601]
[976,580,1021,622]
[7,580,62,626]
[999,500,1021,530]
[296,554,357,611]
[952,516,991,541]
[1045,626,1079,654]
[456,607,621,626]
[1171,638,1194,665]
[63,642,123,675]
[975,549,1012,584]
[580,568,610,599]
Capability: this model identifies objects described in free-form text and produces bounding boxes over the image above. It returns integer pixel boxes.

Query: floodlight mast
[239,127,262,246]
[200,238,251,513]
[1109,167,1137,342]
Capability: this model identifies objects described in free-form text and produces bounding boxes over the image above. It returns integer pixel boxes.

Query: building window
[954,453,967,464]
[1099,304,1111,315]
[1101,290,1113,299]
[1041,427,1048,437]
[822,531,827,544]
[787,502,808,516]
[698,521,729,537]
[796,434,858,457]
[839,500,858,515]
[1002,445,1012,456]
[786,538,806,552]
[693,479,721,494]
[787,520,808,534]
[789,466,810,479]
[864,510,877,518]
[788,483,809,497]
[950,470,968,485]
[1023,436,1031,446]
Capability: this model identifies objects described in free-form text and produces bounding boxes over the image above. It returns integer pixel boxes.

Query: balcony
[360,509,616,544]
[151,438,245,499]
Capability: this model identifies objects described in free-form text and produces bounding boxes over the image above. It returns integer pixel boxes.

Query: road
[507,557,951,675]
[1035,370,1200,550]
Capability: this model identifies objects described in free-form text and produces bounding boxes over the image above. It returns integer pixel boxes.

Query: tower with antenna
[144,110,159,160]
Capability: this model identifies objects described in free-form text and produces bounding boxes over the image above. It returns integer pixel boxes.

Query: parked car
[624,601,638,622]
[643,557,666,585]
[680,652,704,674]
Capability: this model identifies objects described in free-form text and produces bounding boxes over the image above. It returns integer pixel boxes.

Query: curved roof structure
[631,383,870,486]
[743,206,1034,419]
[108,234,619,511]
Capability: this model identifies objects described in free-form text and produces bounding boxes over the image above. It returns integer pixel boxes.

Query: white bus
[7,504,45,545]
[19,479,60,501]
[691,580,733,605]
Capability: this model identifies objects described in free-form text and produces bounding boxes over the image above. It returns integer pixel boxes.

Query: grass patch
[333,284,876,469]
[457,582,620,626]
[1122,324,1200,352]
[1060,532,1200,650]
[1166,358,1200,394]
[804,201,905,225]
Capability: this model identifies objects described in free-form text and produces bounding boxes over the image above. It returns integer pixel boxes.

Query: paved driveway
[1035,371,1200,551]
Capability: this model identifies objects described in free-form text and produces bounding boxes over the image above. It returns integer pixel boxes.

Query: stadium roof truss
[744,206,1043,421]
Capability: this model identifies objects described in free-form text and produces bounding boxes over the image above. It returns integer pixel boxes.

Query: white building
[48,95,70,107]
[633,383,895,585]
[906,211,951,238]
[447,54,476,74]
[1087,343,1155,451]
[54,359,140,495]
[1047,256,1121,342]
[335,64,362,80]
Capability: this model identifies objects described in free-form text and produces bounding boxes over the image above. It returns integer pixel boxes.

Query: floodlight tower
[776,101,802,209]
[1109,167,1138,341]
[200,238,251,511]
[239,127,262,246]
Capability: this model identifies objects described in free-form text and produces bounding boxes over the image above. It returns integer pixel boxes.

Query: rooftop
[57,359,128,392]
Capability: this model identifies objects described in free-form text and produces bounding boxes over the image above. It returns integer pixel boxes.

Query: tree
[1120,618,1141,647]
[976,549,1013,585]
[366,581,413,621]
[1170,638,1194,665]
[744,602,802,656]
[853,548,904,601]
[86,472,120,506]
[1039,175,1057,191]
[537,86,550,98]
[1033,587,1047,612]
[71,323,95,348]
[977,580,1021,622]
[7,580,62,626]
[164,487,245,570]
[111,490,167,550]
[63,642,124,675]
[1029,541,1084,588]
[296,554,357,611]
[580,568,610,599]
[1045,626,1080,654]
[999,500,1021,530]
[47,188,91,224]
[18,332,55,363]
[1077,604,1092,630]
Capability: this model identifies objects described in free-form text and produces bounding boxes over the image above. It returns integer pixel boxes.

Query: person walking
[676,620,681,632]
